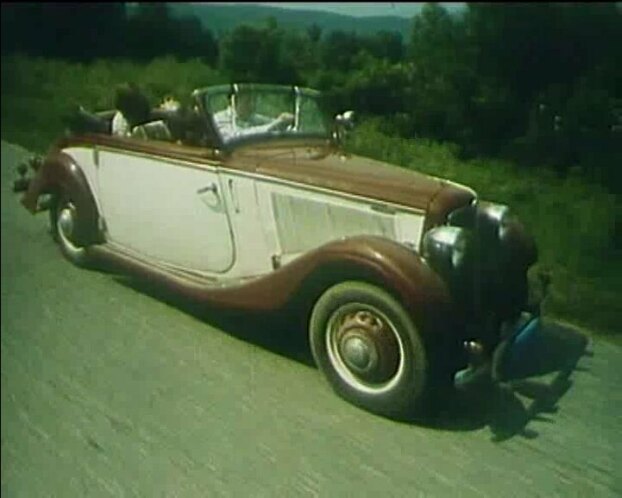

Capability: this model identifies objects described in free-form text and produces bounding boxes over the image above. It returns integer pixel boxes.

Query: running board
[86,243,268,311]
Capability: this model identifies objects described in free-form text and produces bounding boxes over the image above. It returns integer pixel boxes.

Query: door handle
[197,182,222,211]
[228,179,240,213]
[197,183,218,195]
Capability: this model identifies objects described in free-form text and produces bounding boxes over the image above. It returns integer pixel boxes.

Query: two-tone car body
[15,83,545,419]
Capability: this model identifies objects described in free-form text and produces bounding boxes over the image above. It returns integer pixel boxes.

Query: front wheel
[309,281,431,420]
[49,194,91,267]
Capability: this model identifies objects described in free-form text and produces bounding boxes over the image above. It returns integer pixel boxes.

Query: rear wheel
[309,281,431,420]
[49,194,91,267]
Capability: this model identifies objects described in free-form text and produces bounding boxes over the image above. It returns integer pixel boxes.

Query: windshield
[197,84,330,146]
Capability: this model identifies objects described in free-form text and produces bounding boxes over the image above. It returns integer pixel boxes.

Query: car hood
[229,146,476,215]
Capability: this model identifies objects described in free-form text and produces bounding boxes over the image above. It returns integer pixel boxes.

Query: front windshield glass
[199,84,329,145]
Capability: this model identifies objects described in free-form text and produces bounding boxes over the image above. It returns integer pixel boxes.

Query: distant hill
[165,3,413,38]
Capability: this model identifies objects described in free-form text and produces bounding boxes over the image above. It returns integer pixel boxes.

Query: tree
[127,3,175,60]
[345,59,411,117]
[219,20,299,84]
[320,30,362,72]
[281,30,318,78]
[307,24,322,44]
[407,3,475,143]
[1,3,128,60]
[168,15,219,65]
[371,31,404,63]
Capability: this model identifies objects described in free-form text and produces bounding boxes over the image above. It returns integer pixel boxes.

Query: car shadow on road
[112,275,591,441]
[112,276,317,367]
[428,321,592,442]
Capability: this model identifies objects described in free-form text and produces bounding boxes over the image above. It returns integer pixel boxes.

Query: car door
[95,148,235,274]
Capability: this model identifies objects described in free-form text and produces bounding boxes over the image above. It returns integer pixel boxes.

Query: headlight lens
[478,202,512,242]
[422,226,468,271]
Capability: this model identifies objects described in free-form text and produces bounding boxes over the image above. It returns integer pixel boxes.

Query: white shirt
[111,111,131,137]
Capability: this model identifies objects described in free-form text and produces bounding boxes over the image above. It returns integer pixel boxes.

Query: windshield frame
[192,83,331,150]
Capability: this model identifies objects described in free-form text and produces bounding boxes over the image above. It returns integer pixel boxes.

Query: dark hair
[114,83,151,127]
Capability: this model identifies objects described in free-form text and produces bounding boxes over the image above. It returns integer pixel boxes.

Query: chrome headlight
[478,202,513,242]
[422,226,468,272]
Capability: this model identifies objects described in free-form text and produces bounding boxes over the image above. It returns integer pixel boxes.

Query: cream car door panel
[96,150,235,273]
[215,171,274,278]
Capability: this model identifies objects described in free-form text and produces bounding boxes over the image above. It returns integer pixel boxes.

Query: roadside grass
[2,55,620,337]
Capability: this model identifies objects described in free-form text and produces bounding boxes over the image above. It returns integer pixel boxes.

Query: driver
[213,91,294,140]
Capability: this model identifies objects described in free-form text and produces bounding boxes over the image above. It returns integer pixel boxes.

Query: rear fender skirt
[21,151,102,245]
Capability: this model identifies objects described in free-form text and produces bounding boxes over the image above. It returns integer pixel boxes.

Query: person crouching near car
[111,83,152,137]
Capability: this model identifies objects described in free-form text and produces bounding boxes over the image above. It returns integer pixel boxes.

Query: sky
[213,3,465,18]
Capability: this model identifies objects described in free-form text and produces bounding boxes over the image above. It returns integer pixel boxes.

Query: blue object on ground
[501,316,542,379]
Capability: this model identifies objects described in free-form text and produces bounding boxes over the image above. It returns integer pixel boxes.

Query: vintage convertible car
[15,83,547,419]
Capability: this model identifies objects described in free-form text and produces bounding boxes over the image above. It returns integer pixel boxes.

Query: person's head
[114,83,151,127]
[160,95,181,112]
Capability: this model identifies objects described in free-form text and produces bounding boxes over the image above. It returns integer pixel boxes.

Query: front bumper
[454,312,542,390]
[453,270,550,391]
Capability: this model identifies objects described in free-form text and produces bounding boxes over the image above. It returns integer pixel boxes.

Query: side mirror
[335,110,355,130]
[333,110,356,145]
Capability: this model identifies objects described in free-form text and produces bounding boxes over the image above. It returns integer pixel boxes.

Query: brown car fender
[210,235,457,341]
[22,150,102,246]
[91,234,456,342]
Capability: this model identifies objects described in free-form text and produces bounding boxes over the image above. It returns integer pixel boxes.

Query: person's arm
[266,112,295,131]
[250,113,294,130]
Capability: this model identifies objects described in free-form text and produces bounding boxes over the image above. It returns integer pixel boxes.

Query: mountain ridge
[166,3,413,37]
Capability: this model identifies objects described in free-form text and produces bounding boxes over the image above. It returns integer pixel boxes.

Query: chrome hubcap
[327,305,404,394]
[58,207,75,240]
[57,202,83,254]
[341,335,373,372]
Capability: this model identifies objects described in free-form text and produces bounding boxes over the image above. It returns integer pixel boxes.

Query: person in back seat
[151,97,207,146]
[111,83,152,137]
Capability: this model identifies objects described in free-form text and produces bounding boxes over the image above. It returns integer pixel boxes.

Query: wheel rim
[325,303,406,395]
[57,202,84,256]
